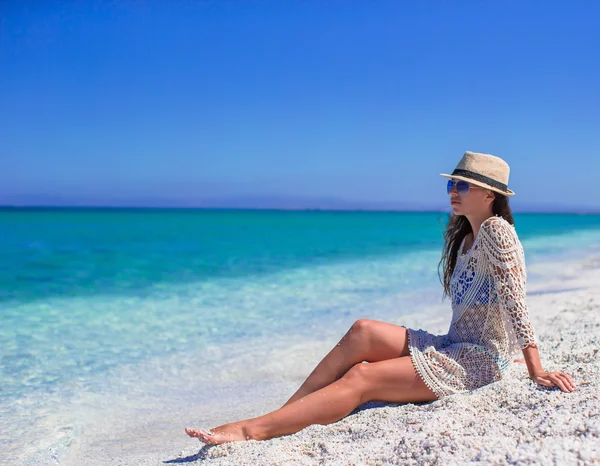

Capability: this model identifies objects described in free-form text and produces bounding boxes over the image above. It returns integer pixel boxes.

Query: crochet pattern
[407,215,538,399]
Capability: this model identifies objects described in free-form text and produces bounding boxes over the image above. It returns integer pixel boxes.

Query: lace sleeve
[479,217,538,350]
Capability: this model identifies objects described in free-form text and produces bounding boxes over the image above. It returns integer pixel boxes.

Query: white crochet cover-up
[407,215,538,399]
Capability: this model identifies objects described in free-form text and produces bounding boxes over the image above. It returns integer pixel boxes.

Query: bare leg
[282,319,410,407]
[185,355,436,444]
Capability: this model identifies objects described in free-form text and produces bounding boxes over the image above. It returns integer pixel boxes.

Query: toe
[185,427,205,438]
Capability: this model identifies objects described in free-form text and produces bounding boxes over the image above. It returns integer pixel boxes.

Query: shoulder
[480,215,514,233]
[479,215,519,249]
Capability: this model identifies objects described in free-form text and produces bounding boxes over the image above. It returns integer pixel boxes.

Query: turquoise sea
[2,208,600,464]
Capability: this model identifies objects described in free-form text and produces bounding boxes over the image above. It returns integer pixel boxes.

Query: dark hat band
[451,169,509,192]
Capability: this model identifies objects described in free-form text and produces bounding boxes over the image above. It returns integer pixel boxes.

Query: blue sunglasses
[447,179,477,196]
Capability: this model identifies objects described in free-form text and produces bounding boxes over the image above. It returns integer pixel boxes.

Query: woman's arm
[479,218,537,347]
[479,218,576,393]
[522,343,577,392]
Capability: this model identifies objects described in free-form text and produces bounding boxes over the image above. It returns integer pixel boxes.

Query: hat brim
[440,173,515,196]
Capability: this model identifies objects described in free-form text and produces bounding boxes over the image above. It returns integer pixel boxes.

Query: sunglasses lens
[456,180,470,195]
[446,179,453,194]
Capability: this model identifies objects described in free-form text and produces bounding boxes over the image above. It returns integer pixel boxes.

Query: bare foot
[185,423,252,445]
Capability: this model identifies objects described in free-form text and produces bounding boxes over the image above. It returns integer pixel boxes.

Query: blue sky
[1,1,599,210]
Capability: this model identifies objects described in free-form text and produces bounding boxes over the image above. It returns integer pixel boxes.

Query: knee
[345,319,378,347]
[350,318,375,338]
[341,361,371,383]
[338,362,371,403]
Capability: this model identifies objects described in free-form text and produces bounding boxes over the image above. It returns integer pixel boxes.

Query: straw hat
[439,151,515,196]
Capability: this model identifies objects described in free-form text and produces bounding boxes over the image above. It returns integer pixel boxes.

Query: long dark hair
[438,192,515,299]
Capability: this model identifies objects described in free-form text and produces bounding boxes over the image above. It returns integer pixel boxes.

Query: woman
[186,151,576,445]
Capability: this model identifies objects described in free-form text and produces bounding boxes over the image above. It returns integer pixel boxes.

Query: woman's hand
[530,371,576,392]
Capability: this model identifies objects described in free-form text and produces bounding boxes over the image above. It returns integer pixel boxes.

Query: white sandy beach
[60,254,600,466]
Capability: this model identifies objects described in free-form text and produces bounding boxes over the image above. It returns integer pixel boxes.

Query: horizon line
[2,205,600,214]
